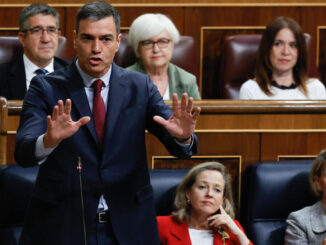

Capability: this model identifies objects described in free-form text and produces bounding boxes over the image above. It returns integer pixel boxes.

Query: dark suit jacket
[0,55,70,100]
[157,216,252,245]
[15,62,198,245]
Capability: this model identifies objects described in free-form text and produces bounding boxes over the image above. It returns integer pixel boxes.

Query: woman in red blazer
[157,162,252,245]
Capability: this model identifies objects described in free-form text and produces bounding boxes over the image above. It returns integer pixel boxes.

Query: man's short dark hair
[19,3,60,31]
[75,1,120,38]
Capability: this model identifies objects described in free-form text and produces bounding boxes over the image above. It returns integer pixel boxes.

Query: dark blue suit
[15,62,197,245]
[0,55,70,100]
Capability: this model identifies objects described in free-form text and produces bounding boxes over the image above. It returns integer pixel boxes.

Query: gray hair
[310,149,326,199]
[75,1,120,37]
[172,161,235,223]
[19,3,59,32]
[128,13,180,57]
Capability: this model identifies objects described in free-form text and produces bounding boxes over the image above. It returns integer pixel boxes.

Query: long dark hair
[255,16,308,96]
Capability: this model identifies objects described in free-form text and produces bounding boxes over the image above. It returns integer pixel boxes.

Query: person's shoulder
[0,56,22,72]
[115,63,146,77]
[169,63,196,82]
[126,61,147,75]
[241,79,259,89]
[54,56,71,67]
[305,78,326,99]
[112,63,151,87]
[126,62,138,71]
[157,215,176,226]
[287,202,317,221]
[239,79,261,99]
[306,78,325,88]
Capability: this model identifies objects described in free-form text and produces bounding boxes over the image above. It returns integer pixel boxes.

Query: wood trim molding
[2,3,326,8]
[317,26,326,67]
[277,155,317,161]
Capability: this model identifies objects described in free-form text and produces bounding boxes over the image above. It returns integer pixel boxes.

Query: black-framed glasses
[23,26,59,38]
[141,38,171,49]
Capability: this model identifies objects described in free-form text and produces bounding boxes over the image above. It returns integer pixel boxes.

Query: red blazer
[157,216,252,245]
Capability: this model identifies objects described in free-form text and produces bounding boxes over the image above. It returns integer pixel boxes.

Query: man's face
[74,16,121,78]
[18,14,59,68]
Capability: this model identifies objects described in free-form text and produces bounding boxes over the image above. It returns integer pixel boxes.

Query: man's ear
[73,30,77,49]
[18,32,25,48]
[115,33,122,53]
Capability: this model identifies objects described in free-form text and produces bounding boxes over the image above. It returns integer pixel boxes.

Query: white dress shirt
[23,54,54,90]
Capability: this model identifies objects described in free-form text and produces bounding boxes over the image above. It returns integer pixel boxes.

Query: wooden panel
[6,134,14,164]
[0,97,7,165]
[260,133,326,162]
[0,1,326,4]
[145,131,260,172]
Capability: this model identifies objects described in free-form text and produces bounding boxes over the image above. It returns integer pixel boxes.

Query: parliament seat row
[0,34,199,88]
[0,159,315,245]
[0,32,319,99]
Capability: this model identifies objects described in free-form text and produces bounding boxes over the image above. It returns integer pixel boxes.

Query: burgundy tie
[92,79,106,146]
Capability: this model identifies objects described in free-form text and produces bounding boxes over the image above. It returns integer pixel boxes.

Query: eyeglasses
[141,38,171,49]
[23,26,59,38]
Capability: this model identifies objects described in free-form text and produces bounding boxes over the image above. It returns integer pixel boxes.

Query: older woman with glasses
[127,13,201,100]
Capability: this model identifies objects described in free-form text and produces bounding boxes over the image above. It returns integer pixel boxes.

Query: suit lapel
[63,63,99,146]
[169,220,192,244]
[311,201,326,233]
[102,63,126,149]
[167,63,179,99]
[9,56,27,99]
[53,57,63,70]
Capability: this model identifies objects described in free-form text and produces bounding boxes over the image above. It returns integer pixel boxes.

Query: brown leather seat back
[0,36,68,64]
[219,33,318,99]
[114,33,199,81]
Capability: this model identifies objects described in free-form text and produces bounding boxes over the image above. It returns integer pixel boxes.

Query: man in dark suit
[15,1,200,245]
[0,3,70,100]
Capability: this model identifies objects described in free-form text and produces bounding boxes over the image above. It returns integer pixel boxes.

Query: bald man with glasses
[0,3,70,100]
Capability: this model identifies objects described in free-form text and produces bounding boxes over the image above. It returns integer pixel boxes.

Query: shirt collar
[75,59,111,88]
[23,53,54,78]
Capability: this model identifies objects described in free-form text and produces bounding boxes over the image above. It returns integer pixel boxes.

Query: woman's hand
[321,236,326,245]
[207,206,250,245]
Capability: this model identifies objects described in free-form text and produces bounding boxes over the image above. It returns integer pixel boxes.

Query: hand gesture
[43,99,90,148]
[207,206,250,245]
[153,93,201,143]
[321,237,326,245]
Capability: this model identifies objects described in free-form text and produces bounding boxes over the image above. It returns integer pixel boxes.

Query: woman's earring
[186,199,191,205]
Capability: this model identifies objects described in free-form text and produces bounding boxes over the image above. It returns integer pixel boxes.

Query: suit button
[100,166,104,170]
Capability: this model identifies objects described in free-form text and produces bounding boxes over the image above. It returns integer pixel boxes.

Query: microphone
[77,157,87,245]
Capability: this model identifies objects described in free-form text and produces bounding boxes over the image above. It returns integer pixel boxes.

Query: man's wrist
[174,135,192,143]
[43,133,60,148]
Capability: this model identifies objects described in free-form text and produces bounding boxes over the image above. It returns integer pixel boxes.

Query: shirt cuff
[35,134,56,164]
[174,134,193,148]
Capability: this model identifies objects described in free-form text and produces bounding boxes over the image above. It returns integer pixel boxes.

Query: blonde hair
[172,161,235,223]
[310,149,326,199]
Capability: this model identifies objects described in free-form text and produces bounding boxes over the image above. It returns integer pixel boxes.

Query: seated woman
[239,16,326,100]
[157,161,252,245]
[284,150,326,245]
[127,13,201,100]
